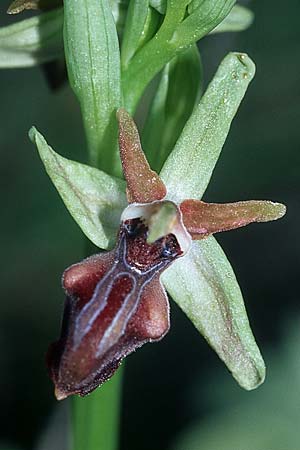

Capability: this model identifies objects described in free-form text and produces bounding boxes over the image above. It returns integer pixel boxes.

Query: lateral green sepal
[29,127,126,250]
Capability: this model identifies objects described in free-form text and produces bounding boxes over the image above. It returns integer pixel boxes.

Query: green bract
[122,0,237,112]
[64,0,122,175]
[30,51,269,390]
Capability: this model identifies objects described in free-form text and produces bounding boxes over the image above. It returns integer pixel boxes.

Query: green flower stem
[69,113,124,446]
[72,368,123,450]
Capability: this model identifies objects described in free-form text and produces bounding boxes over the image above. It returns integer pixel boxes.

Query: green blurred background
[0,1,299,449]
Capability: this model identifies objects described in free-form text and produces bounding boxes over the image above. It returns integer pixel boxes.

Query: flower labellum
[47,108,286,399]
[48,201,191,399]
[47,109,190,399]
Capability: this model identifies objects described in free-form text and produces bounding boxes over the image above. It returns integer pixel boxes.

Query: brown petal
[180,199,286,239]
[117,108,166,203]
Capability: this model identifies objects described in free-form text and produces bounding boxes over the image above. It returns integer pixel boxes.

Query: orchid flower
[30,53,286,400]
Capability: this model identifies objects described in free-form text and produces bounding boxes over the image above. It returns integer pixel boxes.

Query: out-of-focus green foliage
[0,8,63,67]
[172,322,300,450]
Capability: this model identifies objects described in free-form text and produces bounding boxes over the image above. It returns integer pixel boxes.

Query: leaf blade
[29,127,126,249]
[160,52,255,202]
[162,237,266,390]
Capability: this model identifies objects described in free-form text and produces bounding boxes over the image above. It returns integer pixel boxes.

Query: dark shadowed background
[0,1,299,449]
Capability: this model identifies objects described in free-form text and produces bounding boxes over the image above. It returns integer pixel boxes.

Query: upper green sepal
[160,52,255,202]
[29,127,126,250]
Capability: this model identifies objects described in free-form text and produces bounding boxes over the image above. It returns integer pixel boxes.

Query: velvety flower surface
[46,109,285,399]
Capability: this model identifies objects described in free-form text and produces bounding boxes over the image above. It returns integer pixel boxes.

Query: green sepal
[29,127,126,250]
[162,237,266,390]
[142,44,202,173]
[0,8,63,68]
[210,4,254,34]
[64,0,122,174]
[160,52,255,202]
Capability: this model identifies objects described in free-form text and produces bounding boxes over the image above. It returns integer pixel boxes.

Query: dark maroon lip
[47,216,183,399]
